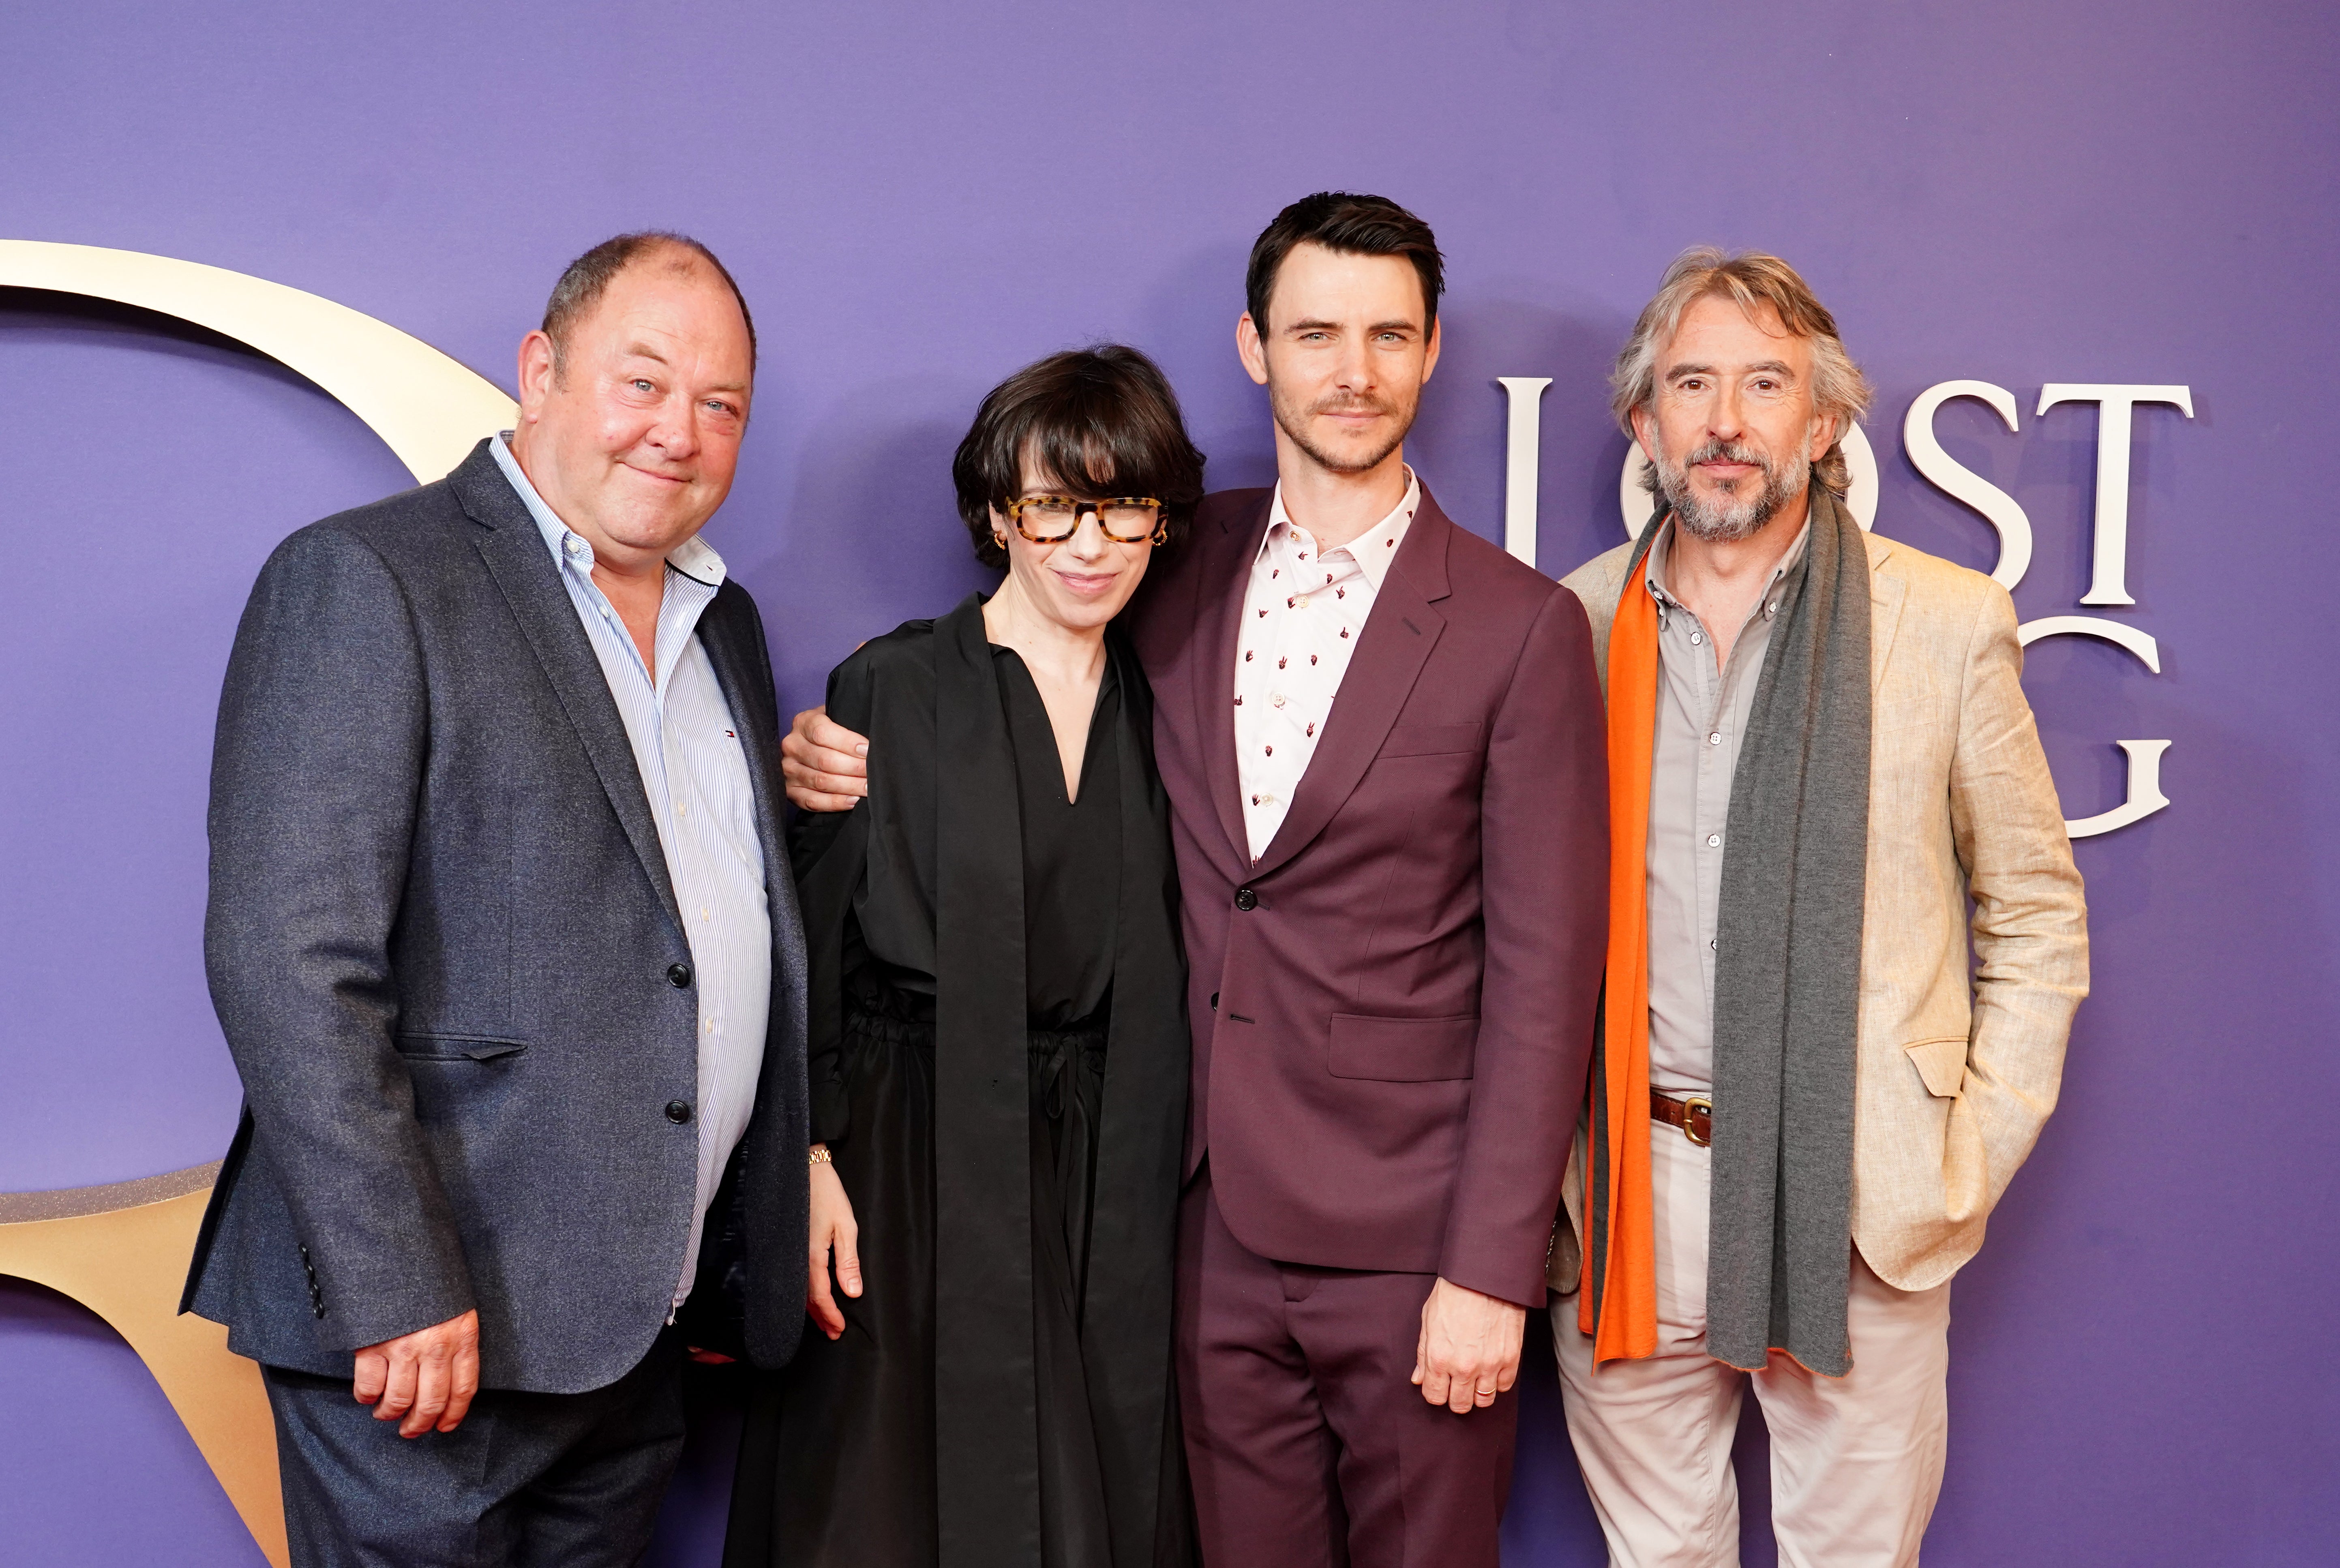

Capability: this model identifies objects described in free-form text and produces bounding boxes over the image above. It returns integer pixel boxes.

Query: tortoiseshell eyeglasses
[1003,495,1168,546]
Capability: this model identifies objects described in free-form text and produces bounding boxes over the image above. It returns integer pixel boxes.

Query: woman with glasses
[725,347,1204,1568]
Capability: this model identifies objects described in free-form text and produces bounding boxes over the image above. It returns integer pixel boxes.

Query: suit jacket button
[667,963,693,988]
[1234,887,1258,912]
[665,1100,693,1124]
[313,1303,327,1319]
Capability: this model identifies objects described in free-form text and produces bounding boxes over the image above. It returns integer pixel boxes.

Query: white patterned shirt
[1232,468,1421,861]
[491,435,770,1315]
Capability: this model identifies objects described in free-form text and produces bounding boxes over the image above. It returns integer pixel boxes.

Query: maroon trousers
[1174,1170,1518,1568]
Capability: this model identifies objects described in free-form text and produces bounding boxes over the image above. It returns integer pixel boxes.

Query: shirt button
[1707,833,1722,847]
[1708,732,1722,745]
[1710,938,1718,950]
[1272,694,1286,707]
[1295,595,1311,608]
[1690,632,1704,645]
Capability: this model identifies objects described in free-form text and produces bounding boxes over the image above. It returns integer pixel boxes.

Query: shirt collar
[1264,465,1421,594]
[491,432,726,589]
[1644,512,1810,625]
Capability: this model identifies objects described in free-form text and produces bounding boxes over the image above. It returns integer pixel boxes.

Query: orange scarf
[1578,558,1660,1362]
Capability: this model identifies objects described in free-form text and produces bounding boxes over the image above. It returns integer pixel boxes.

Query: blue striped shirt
[491,435,770,1313]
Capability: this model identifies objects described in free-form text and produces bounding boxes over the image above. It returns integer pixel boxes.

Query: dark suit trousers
[261,1330,686,1568]
[1175,1170,1517,1568]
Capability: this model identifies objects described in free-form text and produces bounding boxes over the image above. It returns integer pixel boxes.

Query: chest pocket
[1380,722,1482,759]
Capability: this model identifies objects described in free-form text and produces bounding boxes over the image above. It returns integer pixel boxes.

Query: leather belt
[1652,1089,1712,1147]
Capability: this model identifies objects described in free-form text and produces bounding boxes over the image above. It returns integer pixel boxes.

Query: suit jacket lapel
[1247,490,1455,881]
[697,593,803,957]
[1190,494,1266,876]
[1864,536,1907,696]
[451,444,684,937]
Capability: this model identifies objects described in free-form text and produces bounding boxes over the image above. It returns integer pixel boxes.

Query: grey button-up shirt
[1642,516,1811,1100]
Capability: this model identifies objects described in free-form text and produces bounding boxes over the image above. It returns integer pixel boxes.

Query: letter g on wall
[0,239,519,1568]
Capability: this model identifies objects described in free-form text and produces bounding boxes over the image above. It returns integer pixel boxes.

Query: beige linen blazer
[1556,527,2088,1293]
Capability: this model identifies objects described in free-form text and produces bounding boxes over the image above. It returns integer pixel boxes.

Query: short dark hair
[542,231,757,375]
[951,346,1208,569]
[1244,192,1445,335]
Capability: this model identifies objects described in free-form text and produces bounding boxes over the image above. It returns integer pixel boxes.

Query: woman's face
[988,462,1158,632]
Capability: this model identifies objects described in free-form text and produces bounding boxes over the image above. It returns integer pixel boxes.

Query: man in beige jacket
[1549,249,2087,1567]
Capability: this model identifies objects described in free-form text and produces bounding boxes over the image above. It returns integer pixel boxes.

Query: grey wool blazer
[180,439,811,1394]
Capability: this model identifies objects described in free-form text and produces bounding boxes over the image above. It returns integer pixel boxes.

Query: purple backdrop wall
[5,2,2335,1563]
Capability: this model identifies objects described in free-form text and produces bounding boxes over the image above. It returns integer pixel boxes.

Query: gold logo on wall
[0,239,519,1568]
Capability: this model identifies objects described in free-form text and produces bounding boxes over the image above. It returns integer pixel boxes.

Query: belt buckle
[1682,1095,1713,1147]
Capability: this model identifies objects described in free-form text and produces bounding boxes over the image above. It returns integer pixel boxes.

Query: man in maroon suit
[784,193,1609,1566]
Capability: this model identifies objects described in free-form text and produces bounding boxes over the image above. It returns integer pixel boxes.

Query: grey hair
[1609,247,1871,495]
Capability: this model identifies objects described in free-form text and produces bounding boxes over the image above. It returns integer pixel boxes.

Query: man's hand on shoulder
[1412,1278,1526,1415]
[782,706,871,813]
[354,1309,480,1438]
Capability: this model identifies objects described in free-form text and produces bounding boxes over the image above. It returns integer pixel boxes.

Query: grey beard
[1653,435,1809,543]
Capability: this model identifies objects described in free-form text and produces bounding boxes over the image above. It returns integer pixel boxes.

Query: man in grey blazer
[181,232,810,1567]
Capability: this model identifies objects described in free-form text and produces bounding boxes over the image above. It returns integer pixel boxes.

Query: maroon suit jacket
[1125,484,1608,1307]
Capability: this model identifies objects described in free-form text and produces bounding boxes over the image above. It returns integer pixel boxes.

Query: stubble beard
[1651,427,1812,544]
[1270,381,1418,477]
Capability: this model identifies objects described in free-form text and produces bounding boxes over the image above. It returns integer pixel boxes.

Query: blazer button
[1234,887,1258,912]
[665,1100,694,1125]
[667,963,694,989]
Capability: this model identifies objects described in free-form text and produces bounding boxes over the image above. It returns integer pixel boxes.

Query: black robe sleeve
[791,621,938,1150]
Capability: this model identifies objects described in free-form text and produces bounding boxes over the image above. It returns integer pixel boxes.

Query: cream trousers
[1550,1123,1952,1568]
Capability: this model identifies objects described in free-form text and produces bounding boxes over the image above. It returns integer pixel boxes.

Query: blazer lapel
[697,594,803,956]
[1864,535,1908,696]
[1189,495,1268,876]
[452,446,684,937]
[1247,491,1455,881]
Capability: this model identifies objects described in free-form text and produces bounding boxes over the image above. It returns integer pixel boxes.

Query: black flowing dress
[726,595,1191,1568]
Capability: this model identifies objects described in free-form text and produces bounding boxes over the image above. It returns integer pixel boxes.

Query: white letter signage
[2034,383,2194,606]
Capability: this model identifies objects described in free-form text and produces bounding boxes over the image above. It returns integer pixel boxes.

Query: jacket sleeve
[203,525,474,1350]
[1947,583,2089,1214]
[1438,584,1611,1306]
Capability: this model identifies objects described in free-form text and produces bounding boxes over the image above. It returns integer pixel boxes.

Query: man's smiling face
[1243,241,1440,479]
[519,249,754,561]
[1631,293,1835,542]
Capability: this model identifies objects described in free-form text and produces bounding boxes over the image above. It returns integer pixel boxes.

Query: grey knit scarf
[1704,484,1872,1375]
